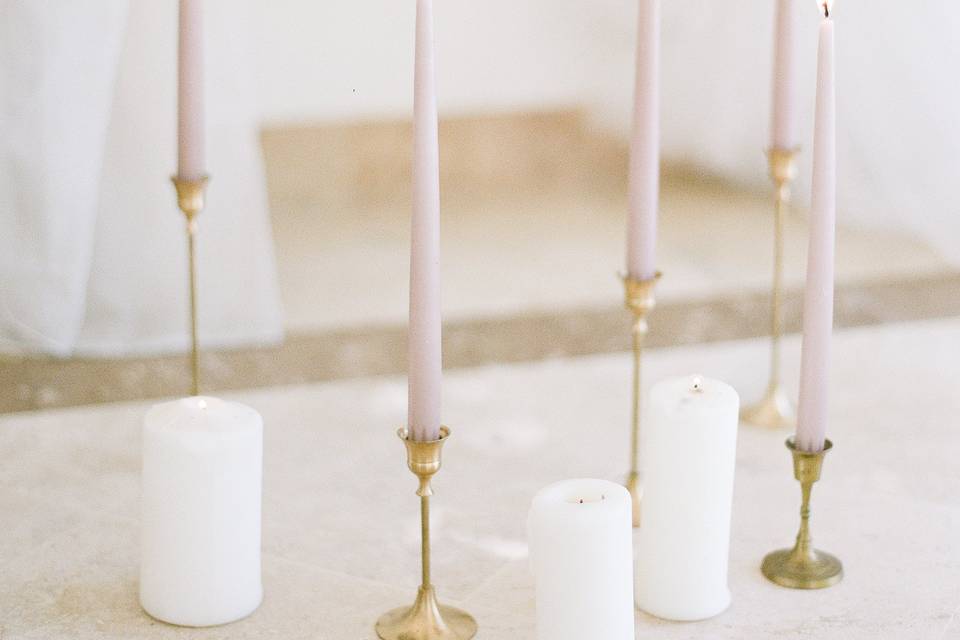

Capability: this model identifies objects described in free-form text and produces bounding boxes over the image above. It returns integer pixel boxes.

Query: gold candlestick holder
[376,427,477,640]
[171,175,209,397]
[741,148,799,429]
[762,438,843,589]
[621,271,661,528]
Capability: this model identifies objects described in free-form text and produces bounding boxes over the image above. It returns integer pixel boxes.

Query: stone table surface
[2,318,959,639]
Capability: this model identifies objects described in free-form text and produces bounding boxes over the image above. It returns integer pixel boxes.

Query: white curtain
[0,0,282,357]
[586,0,960,264]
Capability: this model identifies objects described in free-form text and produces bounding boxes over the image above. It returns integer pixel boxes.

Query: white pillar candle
[626,0,660,281]
[796,1,836,453]
[528,479,634,640]
[635,376,739,621]
[177,0,205,181]
[408,0,442,442]
[140,396,263,627]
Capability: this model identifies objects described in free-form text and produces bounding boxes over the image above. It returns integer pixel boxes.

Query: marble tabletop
[2,318,959,639]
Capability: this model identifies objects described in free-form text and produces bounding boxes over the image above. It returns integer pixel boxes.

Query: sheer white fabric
[0,0,282,356]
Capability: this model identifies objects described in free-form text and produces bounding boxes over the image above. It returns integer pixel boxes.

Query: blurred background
[3,0,959,412]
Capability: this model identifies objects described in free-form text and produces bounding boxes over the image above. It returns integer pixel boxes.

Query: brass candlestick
[762,438,843,589]
[171,175,209,397]
[621,272,661,528]
[741,148,799,429]
[376,427,477,640]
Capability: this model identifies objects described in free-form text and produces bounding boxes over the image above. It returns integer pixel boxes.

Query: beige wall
[254,0,594,124]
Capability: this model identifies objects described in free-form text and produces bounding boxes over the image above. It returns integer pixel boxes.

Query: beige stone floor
[2,318,958,639]
[263,113,949,333]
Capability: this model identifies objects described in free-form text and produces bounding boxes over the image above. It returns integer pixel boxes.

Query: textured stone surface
[1,319,959,638]
[5,273,960,414]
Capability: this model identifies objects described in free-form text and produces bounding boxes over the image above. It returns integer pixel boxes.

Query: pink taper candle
[796,1,835,453]
[177,0,205,180]
[626,0,660,281]
[408,0,442,443]
[771,0,798,150]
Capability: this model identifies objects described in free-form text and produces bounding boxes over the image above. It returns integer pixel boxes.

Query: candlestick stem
[762,438,843,589]
[741,149,799,428]
[376,427,477,640]
[621,272,661,528]
[171,176,209,397]
[420,493,431,587]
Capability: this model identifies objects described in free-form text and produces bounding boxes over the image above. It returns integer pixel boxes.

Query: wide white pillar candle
[140,396,263,627]
[635,376,739,621]
[528,479,634,640]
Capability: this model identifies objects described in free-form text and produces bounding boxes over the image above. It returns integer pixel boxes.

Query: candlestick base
[621,272,661,528]
[762,438,843,589]
[740,383,795,429]
[761,547,843,590]
[376,586,477,640]
[376,427,477,640]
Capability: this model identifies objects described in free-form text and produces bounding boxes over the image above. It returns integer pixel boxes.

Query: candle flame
[818,0,834,17]
[691,376,704,393]
[197,399,207,410]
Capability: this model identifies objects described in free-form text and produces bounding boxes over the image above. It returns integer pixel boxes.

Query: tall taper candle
[177,0,205,180]
[771,0,798,150]
[626,0,660,280]
[408,0,442,442]
[796,1,835,453]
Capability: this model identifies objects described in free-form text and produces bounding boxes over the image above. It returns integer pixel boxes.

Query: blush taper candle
[626,0,660,281]
[771,0,799,150]
[177,0,205,181]
[408,0,442,442]
[796,0,836,453]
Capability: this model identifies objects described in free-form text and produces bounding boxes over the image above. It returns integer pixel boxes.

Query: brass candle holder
[762,438,843,589]
[741,148,799,429]
[376,427,477,640]
[621,271,661,528]
[171,175,209,397]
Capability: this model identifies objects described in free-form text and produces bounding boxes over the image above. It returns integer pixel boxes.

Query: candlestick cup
[762,438,843,589]
[376,427,477,640]
[621,271,661,527]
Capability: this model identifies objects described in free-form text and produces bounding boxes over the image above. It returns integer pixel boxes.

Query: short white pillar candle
[635,375,739,621]
[528,479,635,640]
[140,396,263,627]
